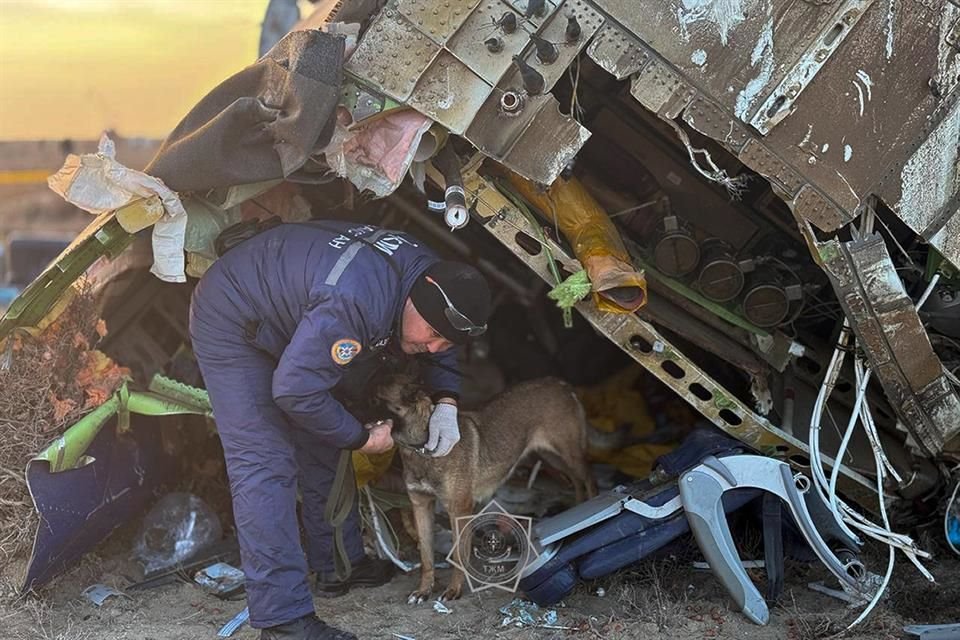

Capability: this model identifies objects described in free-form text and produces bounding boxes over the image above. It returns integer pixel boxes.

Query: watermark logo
[446,500,539,593]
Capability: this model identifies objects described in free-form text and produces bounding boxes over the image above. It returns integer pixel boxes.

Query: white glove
[426,403,460,457]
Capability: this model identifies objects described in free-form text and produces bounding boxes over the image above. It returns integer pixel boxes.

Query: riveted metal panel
[749,0,878,134]
[791,184,851,231]
[594,0,841,124]
[464,90,551,157]
[739,139,806,197]
[396,0,483,45]
[820,233,960,455]
[586,21,650,80]
[513,0,605,94]
[630,58,691,117]
[446,0,528,85]
[682,96,752,155]
[502,0,559,26]
[407,51,494,134]
[344,7,441,101]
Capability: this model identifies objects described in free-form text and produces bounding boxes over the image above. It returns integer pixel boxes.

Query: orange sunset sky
[0,0,274,141]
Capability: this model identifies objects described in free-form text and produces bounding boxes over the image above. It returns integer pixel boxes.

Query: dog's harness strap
[325,449,357,581]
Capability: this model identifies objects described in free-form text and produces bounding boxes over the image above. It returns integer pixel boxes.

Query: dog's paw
[439,584,463,601]
[407,589,432,605]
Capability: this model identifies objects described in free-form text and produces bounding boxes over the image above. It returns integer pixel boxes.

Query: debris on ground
[193,562,245,598]
[217,606,249,638]
[81,583,126,607]
[0,282,125,563]
[499,597,561,628]
[133,492,222,574]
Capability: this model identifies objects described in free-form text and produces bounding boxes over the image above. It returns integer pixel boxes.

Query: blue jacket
[191,220,461,450]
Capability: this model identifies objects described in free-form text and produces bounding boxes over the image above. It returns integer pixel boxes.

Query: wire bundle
[807,275,944,629]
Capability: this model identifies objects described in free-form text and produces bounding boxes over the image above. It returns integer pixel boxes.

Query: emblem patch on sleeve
[331,339,362,365]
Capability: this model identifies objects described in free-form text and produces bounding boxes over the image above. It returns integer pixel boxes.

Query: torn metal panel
[465,90,591,184]
[738,139,805,198]
[586,21,650,80]
[749,0,877,134]
[588,0,954,242]
[819,234,960,455]
[790,184,851,231]
[759,1,957,239]
[470,175,878,507]
[630,56,696,120]
[682,95,751,155]
[406,51,493,134]
[23,421,176,591]
[595,0,849,125]
[500,101,592,184]
[882,97,960,268]
[346,0,591,184]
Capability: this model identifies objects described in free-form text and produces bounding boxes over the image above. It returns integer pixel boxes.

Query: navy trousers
[189,308,366,629]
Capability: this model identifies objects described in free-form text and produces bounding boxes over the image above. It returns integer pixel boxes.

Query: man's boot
[315,556,396,597]
[260,613,356,640]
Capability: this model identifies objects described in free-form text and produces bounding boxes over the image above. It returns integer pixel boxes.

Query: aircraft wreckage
[2,0,958,627]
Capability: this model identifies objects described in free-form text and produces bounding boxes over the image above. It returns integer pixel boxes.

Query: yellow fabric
[506,173,647,313]
[577,366,670,478]
[352,449,396,488]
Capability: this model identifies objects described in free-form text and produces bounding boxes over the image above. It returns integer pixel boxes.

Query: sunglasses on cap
[425,275,487,337]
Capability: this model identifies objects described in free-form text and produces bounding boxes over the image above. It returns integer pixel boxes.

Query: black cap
[410,261,491,344]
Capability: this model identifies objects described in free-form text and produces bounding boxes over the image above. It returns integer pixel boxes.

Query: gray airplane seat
[520,429,752,605]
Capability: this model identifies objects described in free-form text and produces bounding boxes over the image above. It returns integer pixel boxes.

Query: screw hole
[766,95,787,118]
[629,335,652,353]
[689,382,712,401]
[789,454,811,467]
[823,22,844,47]
[514,231,542,256]
[718,409,742,426]
[661,360,686,379]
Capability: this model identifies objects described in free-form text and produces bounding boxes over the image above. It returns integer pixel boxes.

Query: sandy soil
[2,523,957,640]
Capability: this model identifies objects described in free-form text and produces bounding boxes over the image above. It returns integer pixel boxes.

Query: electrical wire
[916,273,941,310]
[809,250,945,630]
[362,486,418,573]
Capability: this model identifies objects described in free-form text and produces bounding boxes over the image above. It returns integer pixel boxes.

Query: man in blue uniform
[189,220,491,640]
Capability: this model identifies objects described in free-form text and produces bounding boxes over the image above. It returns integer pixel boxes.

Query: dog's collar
[394,440,432,456]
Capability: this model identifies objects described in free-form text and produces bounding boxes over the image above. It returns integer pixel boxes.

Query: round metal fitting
[499,90,524,115]
[742,281,790,327]
[697,239,744,302]
[653,228,700,278]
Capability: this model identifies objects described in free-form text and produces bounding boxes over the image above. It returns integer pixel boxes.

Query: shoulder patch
[331,338,362,365]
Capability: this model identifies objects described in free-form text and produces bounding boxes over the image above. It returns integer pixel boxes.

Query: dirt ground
[1,522,958,640]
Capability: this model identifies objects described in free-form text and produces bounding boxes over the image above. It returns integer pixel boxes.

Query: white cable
[916,273,941,310]
[827,363,871,522]
[363,487,418,573]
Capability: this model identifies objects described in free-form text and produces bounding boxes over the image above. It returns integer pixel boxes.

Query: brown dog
[376,375,595,603]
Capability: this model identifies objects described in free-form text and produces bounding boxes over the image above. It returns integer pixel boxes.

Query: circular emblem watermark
[446,500,539,593]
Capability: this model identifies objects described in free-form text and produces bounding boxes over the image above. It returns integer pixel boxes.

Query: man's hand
[426,401,460,457]
[359,419,394,454]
